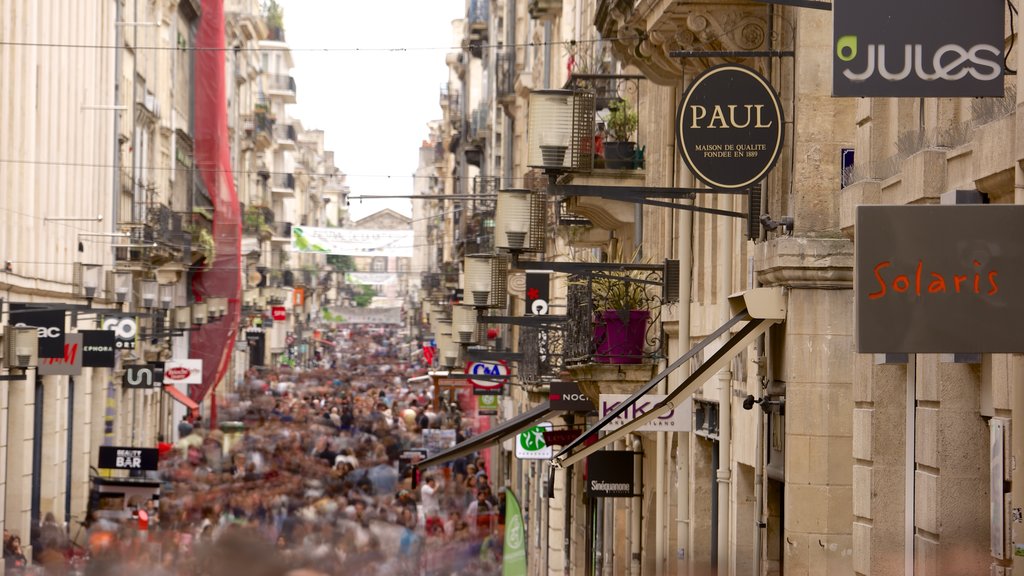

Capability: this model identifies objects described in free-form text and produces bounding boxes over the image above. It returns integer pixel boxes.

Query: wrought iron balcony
[271,172,295,192]
[266,75,297,103]
[243,112,274,150]
[496,52,516,106]
[273,123,296,143]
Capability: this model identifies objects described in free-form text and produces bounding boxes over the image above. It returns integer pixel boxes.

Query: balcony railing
[273,123,297,142]
[496,52,516,103]
[273,221,292,238]
[271,173,295,190]
[564,272,665,366]
[267,75,296,93]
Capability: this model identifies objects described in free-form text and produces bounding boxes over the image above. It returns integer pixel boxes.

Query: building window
[372,257,387,272]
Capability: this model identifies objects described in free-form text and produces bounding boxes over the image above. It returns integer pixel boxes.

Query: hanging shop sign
[245,328,266,368]
[10,304,65,358]
[833,0,1003,97]
[102,316,138,350]
[587,450,636,498]
[271,306,287,321]
[549,381,594,412]
[123,364,163,390]
[38,333,83,376]
[599,394,692,432]
[477,393,500,416]
[525,272,550,315]
[97,446,159,471]
[855,205,1024,353]
[345,272,399,286]
[81,330,116,368]
[515,422,553,460]
[676,64,784,190]
[164,359,203,386]
[291,226,413,258]
[466,360,509,395]
[398,448,428,478]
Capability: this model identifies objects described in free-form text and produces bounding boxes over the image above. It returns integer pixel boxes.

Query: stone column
[4,370,36,558]
[852,356,907,576]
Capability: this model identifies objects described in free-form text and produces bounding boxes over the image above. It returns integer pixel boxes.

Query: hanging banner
[97,446,159,472]
[515,422,552,460]
[101,316,138,351]
[587,450,636,497]
[598,394,692,432]
[38,333,83,376]
[164,359,204,386]
[466,360,509,395]
[10,304,65,358]
[291,226,413,257]
[676,64,784,190]
[502,490,528,576]
[81,330,116,368]
[245,328,266,367]
[856,205,1024,353]
[345,272,399,286]
[478,393,500,416]
[323,306,403,325]
[833,0,1003,97]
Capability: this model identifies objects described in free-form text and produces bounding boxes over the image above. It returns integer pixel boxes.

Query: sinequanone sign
[97,446,159,471]
[676,64,784,190]
[587,450,635,498]
[856,205,1024,353]
[834,0,1003,97]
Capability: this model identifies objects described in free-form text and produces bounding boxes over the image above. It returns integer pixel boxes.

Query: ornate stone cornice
[755,236,854,289]
[597,0,773,86]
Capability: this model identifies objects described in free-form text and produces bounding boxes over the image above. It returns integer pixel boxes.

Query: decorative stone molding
[597,0,772,86]
[755,236,854,289]
[567,362,658,403]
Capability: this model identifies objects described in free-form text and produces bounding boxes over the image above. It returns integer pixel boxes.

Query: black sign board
[856,205,1024,353]
[81,330,117,368]
[9,304,65,358]
[123,365,161,389]
[549,381,594,412]
[587,450,636,498]
[97,446,159,471]
[676,64,783,190]
[525,272,551,315]
[834,0,1003,97]
[246,329,266,367]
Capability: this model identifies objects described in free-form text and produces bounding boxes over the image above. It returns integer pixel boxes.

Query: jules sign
[676,64,784,190]
[833,0,1003,97]
[856,205,1024,353]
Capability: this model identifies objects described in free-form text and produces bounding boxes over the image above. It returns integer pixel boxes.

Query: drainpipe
[717,196,734,575]
[631,435,643,576]
[543,22,552,89]
[676,81,694,576]
[905,354,916,576]
[112,0,124,250]
[1014,152,1024,576]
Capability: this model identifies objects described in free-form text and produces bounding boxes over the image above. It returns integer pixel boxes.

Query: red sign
[465,360,509,395]
[165,367,191,380]
[271,306,287,321]
[542,429,599,447]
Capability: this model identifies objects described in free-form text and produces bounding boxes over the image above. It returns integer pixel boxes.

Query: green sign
[502,490,527,576]
[515,422,552,459]
[478,394,499,416]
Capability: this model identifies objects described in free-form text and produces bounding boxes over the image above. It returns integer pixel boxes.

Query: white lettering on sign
[591,481,631,492]
[116,449,143,468]
[598,394,692,432]
[15,323,60,338]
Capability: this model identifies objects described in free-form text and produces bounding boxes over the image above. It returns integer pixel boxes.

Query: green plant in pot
[604,99,639,170]
[589,268,651,364]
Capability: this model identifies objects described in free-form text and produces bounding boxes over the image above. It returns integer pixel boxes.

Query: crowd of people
[4,325,507,575]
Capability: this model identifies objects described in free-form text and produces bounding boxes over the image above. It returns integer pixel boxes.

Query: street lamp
[494,188,536,252]
[527,90,595,172]
[159,283,175,310]
[173,306,192,331]
[139,279,158,309]
[106,270,133,304]
[191,302,209,325]
[452,304,479,345]
[73,263,103,299]
[464,254,495,308]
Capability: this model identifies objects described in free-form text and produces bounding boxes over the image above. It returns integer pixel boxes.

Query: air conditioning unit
[4,326,38,368]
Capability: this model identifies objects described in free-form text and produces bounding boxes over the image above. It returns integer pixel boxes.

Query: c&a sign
[833,0,1003,97]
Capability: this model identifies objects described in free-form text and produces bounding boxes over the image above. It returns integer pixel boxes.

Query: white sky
[278,0,465,222]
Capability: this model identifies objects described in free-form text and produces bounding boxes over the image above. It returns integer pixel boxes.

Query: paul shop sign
[676,64,784,190]
[599,394,692,432]
[856,205,1024,353]
[834,0,1003,97]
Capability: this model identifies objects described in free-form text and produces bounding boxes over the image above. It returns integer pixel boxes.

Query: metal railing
[273,123,297,142]
[496,52,516,101]
[267,74,296,93]
[564,273,664,365]
[271,173,295,190]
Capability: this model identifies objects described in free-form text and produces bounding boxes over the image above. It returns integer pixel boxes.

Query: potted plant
[603,99,639,169]
[589,268,650,364]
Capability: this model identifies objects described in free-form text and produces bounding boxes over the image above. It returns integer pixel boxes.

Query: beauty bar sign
[833,0,1003,97]
[856,205,1024,353]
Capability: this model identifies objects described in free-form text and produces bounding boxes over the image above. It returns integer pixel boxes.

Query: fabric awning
[163,385,199,411]
[416,403,557,469]
[553,288,786,469]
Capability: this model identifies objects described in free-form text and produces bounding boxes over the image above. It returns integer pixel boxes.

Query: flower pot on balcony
[593,309,649,364]
[604,141,636,169]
